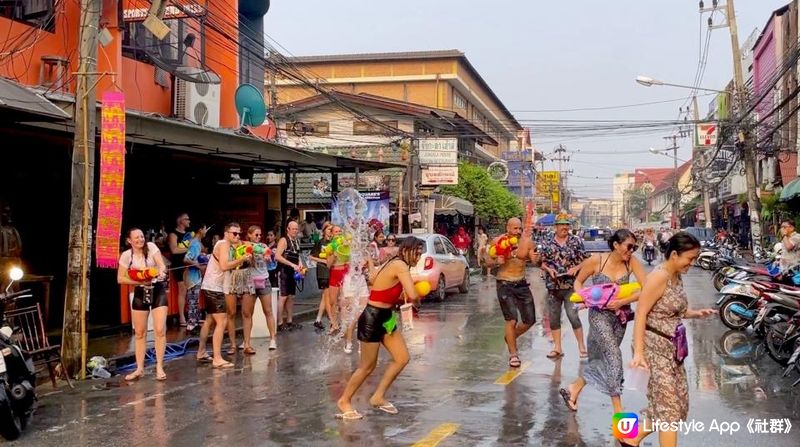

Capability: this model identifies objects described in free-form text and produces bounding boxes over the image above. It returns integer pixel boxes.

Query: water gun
[569,282,641,308]
[251,243,271,257]
[319,235,350,261]
[294,267,307,281]
[178,232,194,249]
[234,244,253,259]
[197,254,209,265]
[128,267,158,281]
[488,235,519,258]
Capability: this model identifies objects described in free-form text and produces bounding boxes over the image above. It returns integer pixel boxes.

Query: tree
[440,162,523,221]
[626,186,648,220]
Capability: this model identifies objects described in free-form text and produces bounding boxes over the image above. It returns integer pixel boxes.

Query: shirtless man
[485,216,537,368]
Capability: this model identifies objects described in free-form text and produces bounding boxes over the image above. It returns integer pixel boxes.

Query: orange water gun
[128,267,158,281]
[488,235,519,258]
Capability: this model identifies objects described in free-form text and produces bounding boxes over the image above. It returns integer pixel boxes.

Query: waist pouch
[647,323,688,364]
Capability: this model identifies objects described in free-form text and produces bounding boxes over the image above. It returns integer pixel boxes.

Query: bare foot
[124,370,144,382]
[337,398,354,414]
[568,382,585,406]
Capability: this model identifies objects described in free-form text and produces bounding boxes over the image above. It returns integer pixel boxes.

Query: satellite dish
[488,161,509,181]
[234,83,267,127]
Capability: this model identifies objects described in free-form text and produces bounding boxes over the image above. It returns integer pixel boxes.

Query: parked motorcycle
[643,241,656,265]
[717,279,763,330]
[765,310,800,366]
[0,267,36,440]
[782,338,800,387]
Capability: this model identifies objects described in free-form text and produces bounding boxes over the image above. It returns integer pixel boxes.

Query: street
[13,265,800,446]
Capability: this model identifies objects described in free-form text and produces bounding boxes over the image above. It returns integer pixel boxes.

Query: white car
[397,233,470,301]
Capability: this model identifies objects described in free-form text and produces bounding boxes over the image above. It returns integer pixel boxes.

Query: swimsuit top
[369,282,404,305]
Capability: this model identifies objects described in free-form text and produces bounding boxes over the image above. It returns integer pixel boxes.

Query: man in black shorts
[484,216,537,368]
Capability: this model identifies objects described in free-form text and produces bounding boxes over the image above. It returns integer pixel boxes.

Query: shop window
[353,120,398,135]
[0,0,56,32]
[122,16,205,67]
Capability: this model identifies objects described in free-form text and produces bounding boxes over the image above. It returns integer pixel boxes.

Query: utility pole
[62,0,101,379]
[664,135,681,229]
[703,0,762,251]
[552,144,571,212]
[692,95,714,229]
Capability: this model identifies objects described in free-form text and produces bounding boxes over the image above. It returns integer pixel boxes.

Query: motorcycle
[643,242,656,266]
[0,267,36,440]
[765,310,800,366]
[716,280,763,330]
[782,338,800,387]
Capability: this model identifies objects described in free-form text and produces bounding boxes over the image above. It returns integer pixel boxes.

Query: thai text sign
[96,91,126,268]
[421,166,458,185]
[418,138,458,165]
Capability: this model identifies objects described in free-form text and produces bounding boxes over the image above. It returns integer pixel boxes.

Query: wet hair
[398,237,424,266]
[224,222,240,233]
[126,227,149,259]
[665,232,701,259]
[247,225,261,236]
[608,229,636,250]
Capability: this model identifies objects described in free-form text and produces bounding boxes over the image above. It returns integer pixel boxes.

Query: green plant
[440,162,523,221]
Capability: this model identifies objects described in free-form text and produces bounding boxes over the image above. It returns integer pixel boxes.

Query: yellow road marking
[411,423,460,447]
[494,361,531,385]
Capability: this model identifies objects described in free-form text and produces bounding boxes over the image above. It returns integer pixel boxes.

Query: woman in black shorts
[117,228,169,381]
[336,237,423,420]
[310,222,334,330]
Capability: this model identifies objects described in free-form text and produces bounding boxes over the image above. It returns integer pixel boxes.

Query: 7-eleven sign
[695,123,717,147]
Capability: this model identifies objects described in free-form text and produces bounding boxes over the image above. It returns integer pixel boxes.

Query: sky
[264,0,790,199]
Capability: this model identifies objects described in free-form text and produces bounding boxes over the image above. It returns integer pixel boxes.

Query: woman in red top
[453,226,472,255]
[335,237,423,420]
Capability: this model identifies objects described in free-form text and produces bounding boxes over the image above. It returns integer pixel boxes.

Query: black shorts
[317,265,330,290]
[131,282,169,311]
[203,290,227,314]
[357,304,395,343]
[279,270,296,296]
[496,279,536,325]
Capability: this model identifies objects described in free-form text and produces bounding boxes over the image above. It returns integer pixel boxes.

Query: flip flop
[124,371,144,382]
[212,361,234,369]
[226,347,237,356]
[559,388,578,412]
[155,372,167,381]
[373,403,398,415]
[243,347,256,356]
[335,410,363,420]
[546,350,564,359]
[579,351,588,359]
[196,355,212,364]
[508,355,522,368]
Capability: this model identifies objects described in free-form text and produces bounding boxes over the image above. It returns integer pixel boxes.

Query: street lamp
[635,75,728,93]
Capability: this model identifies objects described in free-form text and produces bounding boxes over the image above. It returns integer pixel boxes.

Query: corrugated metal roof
[0,77,70,121]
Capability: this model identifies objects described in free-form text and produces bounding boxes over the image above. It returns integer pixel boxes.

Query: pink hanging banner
[95,91,126,268]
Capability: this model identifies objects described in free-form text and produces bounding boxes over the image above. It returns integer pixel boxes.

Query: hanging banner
[96,91,126,268]
[331,191,391,235]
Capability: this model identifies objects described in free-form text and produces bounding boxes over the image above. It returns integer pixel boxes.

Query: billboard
[535,171,560,209]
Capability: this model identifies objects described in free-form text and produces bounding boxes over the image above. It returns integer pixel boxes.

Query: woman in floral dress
[625,233,716,447]
[559,229,647,414]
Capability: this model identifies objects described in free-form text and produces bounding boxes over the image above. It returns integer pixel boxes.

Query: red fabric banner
[96,91,126,268]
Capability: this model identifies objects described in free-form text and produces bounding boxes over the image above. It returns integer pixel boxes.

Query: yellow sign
[536,171,561,207]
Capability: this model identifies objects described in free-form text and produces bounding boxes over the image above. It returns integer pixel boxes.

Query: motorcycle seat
[753,281,779,291]
[740,266,769,275]
[779,285,800,296]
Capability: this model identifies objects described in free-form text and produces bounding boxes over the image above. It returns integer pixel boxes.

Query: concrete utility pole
[704,0,762,250]
[551,145,571,212]
[62,0,101,379]
[664,135,681,229]
[692,95,714,229]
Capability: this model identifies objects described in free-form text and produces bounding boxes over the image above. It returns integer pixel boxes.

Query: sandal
[508,355,521,368]
[196,355,212,364]
[335,410,363,420]
[559,388,578,411]
[212,361,234,369]
[243,347,256,356]
[226,346,237,356]
[546,350,564,359]
[124,371,144,382]
[155,372,167,381]
[579,350,588,359]
[372,402,398,415]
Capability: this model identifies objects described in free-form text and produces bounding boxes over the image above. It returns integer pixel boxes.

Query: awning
[537,213,556,226]
[0,77,70,122]
[780,177,800,201]
[432,193,474,216]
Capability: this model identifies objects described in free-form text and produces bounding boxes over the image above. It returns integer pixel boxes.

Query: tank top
[281,236,300,274]
[201,241,227,293]
[170,229,188,267]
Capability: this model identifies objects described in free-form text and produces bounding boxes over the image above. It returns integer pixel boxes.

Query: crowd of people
[118,206,785,446]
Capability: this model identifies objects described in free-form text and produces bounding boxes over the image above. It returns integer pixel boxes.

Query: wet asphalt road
[10,264,800,446]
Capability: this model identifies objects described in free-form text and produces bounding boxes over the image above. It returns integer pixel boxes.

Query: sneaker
[313,321,325,330]
[344,342,353,354]
[269,339,277,350]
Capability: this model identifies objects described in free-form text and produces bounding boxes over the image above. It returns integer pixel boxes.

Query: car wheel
[435,275,447,302]
[458,269,469,293]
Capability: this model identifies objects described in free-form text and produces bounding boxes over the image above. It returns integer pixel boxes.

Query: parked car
[396,233,470,301]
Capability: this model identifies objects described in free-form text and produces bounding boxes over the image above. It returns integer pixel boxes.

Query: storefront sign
[421,166,459,185]
[338,174,390,191]
[123,3,206,22]
[96,91,126,268]
[418,138,458,165]
[695,122,717,147]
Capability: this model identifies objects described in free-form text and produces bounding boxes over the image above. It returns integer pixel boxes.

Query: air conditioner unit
[174,70,220,128]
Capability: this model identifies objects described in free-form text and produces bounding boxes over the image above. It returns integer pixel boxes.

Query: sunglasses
[387,238,396,242]
[625,243,639,252]
[229,231,241,237]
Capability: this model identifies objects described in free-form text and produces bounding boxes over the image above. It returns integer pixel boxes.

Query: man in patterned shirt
[539,213,589,359]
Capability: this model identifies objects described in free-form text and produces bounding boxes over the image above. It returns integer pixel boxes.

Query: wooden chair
[5,303,73,389]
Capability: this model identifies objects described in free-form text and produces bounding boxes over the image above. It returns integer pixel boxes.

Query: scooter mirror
[8,267,23,282]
